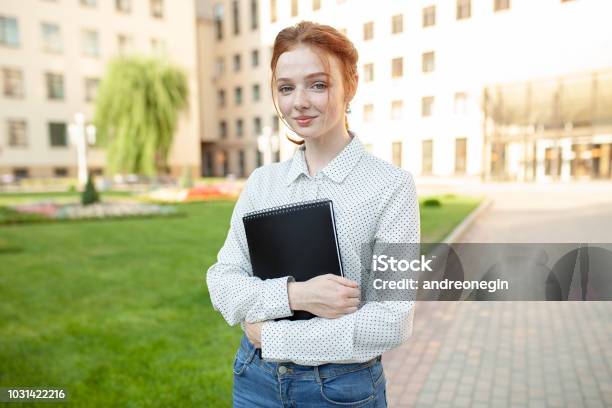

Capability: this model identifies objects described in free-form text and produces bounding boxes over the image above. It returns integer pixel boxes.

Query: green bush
[423,198,442,207]
[81,175,100,206]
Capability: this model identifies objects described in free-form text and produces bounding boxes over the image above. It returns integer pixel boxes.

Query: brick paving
[383,183,612,407]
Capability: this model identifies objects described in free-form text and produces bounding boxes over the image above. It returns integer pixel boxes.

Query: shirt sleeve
[205,167,295,326]
[261,171,420,364]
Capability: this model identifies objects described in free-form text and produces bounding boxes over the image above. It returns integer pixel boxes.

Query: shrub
[423,198,442,207]
[81,175,100,206]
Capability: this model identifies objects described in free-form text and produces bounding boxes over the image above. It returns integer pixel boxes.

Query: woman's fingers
[328,274,359,288]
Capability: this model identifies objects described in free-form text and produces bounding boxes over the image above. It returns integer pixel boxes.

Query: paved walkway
[383,182,612,407]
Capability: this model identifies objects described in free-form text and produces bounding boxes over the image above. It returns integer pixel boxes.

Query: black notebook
[242,199,344,321]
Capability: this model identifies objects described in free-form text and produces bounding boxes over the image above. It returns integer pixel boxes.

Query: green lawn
[0,193,480,407]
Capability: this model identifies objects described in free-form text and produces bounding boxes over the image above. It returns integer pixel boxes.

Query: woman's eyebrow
[277,72,330,82]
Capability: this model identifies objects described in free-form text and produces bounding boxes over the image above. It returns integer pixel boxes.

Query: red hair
[270,21,359,145]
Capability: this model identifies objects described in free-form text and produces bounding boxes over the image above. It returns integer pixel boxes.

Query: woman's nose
[293,87,310,109]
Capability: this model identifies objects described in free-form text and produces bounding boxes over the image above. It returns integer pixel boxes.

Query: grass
[0,193,480,407]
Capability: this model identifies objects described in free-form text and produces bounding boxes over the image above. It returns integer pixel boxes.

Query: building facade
[197,0,612,182]
[0,0,201,179]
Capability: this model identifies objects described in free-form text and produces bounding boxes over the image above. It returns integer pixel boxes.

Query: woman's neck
[303,127,353,177]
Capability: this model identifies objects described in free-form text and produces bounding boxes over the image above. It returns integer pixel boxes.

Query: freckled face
[274,45,346,140]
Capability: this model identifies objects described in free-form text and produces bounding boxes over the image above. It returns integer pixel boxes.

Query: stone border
[442,198,493,244]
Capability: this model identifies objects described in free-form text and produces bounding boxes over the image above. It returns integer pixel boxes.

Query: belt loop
[313,365,322,385]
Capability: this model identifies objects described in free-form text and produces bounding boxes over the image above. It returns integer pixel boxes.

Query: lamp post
[257,126,279,166]
[68,112,96,188]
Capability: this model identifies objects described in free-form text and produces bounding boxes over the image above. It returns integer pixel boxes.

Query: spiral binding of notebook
[243,198,332,221]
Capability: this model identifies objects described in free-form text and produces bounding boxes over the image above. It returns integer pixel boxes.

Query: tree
[93,56,188,177]
[81,174,100,205]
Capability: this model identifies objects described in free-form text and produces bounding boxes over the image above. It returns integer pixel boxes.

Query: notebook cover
[242,199,344,321]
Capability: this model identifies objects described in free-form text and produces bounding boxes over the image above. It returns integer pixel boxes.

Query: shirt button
[278,366,287,374]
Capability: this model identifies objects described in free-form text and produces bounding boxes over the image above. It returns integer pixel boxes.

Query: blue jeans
[232,335,387,407]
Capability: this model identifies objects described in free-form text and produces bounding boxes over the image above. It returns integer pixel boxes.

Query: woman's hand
[244,321,265,348]
[288,274,361,319]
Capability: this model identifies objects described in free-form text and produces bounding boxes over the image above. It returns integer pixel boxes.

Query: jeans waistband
[243,336,382,379]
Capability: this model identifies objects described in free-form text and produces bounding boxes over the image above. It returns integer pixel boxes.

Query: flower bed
[3,201,178,224]
[143,181,242,203]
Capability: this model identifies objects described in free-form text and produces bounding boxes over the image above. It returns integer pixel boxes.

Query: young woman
[207,21,420,407]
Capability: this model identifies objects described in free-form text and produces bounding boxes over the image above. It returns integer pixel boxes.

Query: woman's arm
[260,171,420,363]
[205,168,295,325]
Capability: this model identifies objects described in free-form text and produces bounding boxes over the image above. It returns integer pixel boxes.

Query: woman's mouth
[296,116,317,126]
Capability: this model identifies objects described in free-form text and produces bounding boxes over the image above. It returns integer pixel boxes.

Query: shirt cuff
[262,275,294,320]
[261,319,291,361]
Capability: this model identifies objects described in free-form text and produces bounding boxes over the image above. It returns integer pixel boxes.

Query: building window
[392,57,403,78]
[80,0,97,7]
[49,122,68,147]
[545,147,562,177]
[494,0,510,11]
[457,0,471,20]
[235,87,242,105]
[204,150,213,176]
[251,49,259,67]
[215,57,225,76]
[219,121,227,138]
[391,100,403,120]
[221,151,229,175]
[252,83,260,101]
[214,3,224,40]
[116,0,132,13]
[236,119,244,137]
[7,119,27,147]
[41,23,62,53]
[270,0,277,23]
[232,0,240,35]
[84,78,99,102]
[150,38,166,54]
[54,167,68,177]
[421,96,434,117]
[251,0,259,29]
[313,0,321,11]
[82,29,100,57]
[233,53,241,72]
[423,5,436,27]
[0,16,19,47]
[422,140,433,174]
[422,51,435,73]
[117,34,133,55]
[2,68,24,98]
[392,14,403,34]
[363,63,374,82]
[392,141,402,167]
[46,73,64,100]
[256,149,263,167]
[455,138,467,174]
[363,104,374,122]
[454,92,468,115]
[363,21,373,41]
[150,0,164,18]
[291,0,298,17]
[238,150,245,177]
[13,168,29,179]
[218,89,226,107]
[254,116,262,135]
[272,114,279,132]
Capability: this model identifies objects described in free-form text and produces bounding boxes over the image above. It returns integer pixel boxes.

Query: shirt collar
[285,130,365,186]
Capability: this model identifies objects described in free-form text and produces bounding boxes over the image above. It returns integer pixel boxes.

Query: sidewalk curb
[442,197,493,244]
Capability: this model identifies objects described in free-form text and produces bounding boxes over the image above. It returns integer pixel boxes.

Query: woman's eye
[313,82,327,90]
[278,86,292,93]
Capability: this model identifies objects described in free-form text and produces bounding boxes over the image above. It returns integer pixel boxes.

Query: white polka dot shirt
[205,131,420,366]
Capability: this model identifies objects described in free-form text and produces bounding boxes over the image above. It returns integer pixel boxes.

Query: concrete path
[383,182,612,407]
